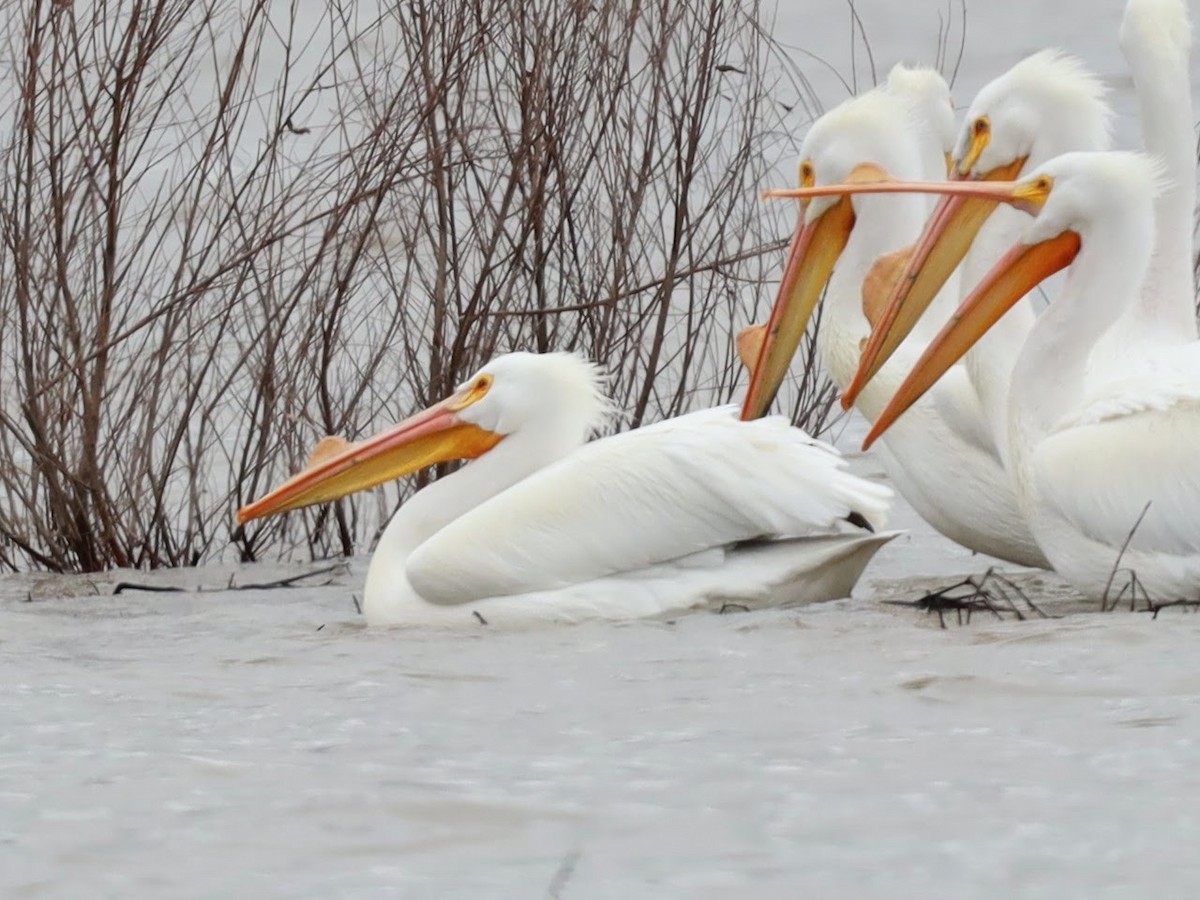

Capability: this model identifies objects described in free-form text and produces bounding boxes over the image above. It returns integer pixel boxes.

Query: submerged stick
[113,563,346,595]
[885,567,1052,628]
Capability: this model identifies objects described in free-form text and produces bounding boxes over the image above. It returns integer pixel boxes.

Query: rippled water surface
[5,0,1200,896]
[7,552,1200,899]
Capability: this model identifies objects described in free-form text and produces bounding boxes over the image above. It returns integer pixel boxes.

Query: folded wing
[1034,348,1200,556]
[406,407,892,604]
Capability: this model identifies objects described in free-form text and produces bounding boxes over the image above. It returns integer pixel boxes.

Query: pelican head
[842,49,1113,406]
[1014,152,1161,244]
[454,352,611,441]
[741,88,927,419]
[796,89,925,222]
[855,151,1160,449]
[954,49,1112,177]
[237,352,610,524]
[950,50,1108,177]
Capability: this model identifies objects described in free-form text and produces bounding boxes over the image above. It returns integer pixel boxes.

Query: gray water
[7,550,1200,898]
[6,0,1200,896]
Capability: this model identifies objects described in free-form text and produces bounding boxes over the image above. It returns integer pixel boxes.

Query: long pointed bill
[762,176,1036,203]
[237,388,502,524]
[740,196,855,419]
[862,229,1080,451]
[840,157,1029,408]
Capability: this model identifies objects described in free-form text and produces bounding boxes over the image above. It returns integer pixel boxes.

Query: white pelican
[779,151,1199,601]
[841,49,1113,448]
[238,352,896,626]
[742,72,1050,568]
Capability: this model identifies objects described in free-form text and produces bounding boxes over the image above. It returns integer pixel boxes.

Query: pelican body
[239,352,895,626]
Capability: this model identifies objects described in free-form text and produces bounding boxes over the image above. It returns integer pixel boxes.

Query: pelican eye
[450,373,493,410]
[799,160,815,188]
[1012,175,1054,212]
[957,116,992,176]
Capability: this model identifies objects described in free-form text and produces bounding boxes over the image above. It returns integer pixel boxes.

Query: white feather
[1039,345,1200,558]
[407,407,891,604]
[1121,0,1192,67]
[396,532,898,628]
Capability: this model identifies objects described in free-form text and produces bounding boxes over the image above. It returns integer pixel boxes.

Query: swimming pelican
[238,352,895,626]
[780,151,1199,601]
[841,49,1113,447]
[741,71,1050,568]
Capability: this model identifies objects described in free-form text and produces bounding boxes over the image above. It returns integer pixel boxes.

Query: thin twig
[1101,502,1152,612]
[113,563,344,594]
[885,568,1053,629]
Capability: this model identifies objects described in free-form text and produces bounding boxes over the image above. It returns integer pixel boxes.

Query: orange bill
[237,380,502,524]
[841,156,1028,408]
[761,175,1034,203]
[862,229,1080,450]
[740,198,855,419]
[742,163,898,419]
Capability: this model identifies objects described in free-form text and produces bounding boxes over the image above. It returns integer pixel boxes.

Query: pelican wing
[405,407,892,604]
[1034,349,1200,555]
